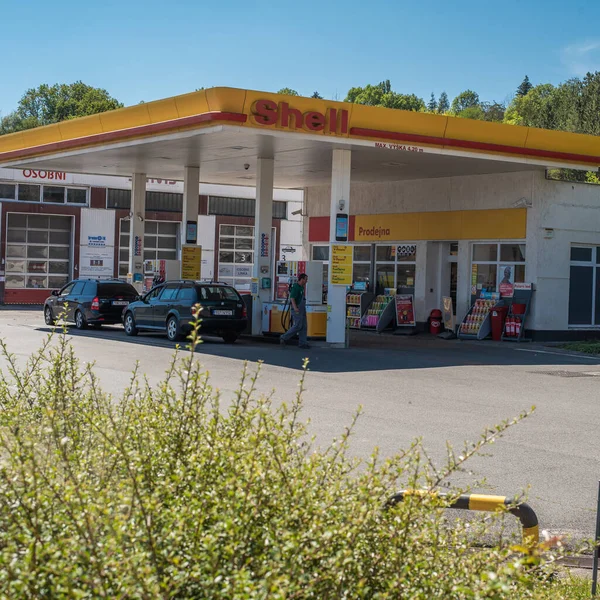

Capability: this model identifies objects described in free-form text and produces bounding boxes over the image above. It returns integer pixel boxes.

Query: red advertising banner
[395,294,415,326]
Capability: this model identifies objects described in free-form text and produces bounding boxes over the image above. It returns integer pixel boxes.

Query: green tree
[277,87,299,96]
[311,91,323,99]
[516,75,533,97]
[0,82,123,135]
[437,91,450,114]
[503,83,557,128]
[457,106,485,120]
[451,90,480,114]
[427,93,437,112]
[345,81,425,112]
[481,101,505,122]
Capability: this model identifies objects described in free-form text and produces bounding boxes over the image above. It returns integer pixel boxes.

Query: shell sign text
[251,99,349,135]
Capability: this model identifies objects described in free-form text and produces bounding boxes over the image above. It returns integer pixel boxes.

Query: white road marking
[514,348,600,361]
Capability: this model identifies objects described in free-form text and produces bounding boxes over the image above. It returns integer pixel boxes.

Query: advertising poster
[498,265,515,297]
[442,296,455,331]
[395,294,415,326]
[80,246,114,278]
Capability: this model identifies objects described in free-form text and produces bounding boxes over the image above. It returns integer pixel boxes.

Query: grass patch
[559,340,600,354]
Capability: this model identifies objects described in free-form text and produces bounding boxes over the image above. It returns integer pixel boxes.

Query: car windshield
[98,283,138,297]
[195,285,240,302]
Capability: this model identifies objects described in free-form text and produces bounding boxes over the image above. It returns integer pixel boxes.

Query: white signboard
[80,247,114,278]
[79,209,115,279]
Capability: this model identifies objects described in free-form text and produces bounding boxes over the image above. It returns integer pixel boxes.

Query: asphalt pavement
[1,309,599,546]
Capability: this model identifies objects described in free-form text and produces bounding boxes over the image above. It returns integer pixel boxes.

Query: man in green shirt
[280,273,309,349]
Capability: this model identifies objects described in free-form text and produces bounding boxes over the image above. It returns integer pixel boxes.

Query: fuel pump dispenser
[262,261,328,338]
[143,259,180,292]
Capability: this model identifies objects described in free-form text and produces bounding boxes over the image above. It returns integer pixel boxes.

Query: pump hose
[281,294,292,332]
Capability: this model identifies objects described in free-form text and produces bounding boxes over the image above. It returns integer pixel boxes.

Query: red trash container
[491,306,508,341]
[429,309,443,335]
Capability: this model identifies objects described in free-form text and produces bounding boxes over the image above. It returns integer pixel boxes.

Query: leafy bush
[0,324,574,598]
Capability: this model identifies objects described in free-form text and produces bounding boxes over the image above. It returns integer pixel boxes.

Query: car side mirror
[51,290,59,296]
[135,295,141,302]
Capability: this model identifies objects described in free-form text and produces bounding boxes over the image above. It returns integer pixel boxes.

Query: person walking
[280,273,310,349]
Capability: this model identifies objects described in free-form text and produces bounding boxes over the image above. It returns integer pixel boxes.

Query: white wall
[528,175,600,330]
[305,171,536,217]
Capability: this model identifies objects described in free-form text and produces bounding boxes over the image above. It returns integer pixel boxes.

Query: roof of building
[1,87,598,187]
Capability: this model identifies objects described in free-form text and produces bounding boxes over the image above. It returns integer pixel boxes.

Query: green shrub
[0,324,570,598]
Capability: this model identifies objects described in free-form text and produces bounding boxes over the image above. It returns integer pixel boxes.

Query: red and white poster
[395,294,416,326]
[498,265,515,297]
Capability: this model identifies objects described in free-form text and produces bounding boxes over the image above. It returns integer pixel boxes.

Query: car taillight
[242,305,247,318]
[91,297,100,310]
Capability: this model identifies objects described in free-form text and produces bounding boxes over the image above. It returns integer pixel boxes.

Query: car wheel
[75,310,87,330]
[124,312,138,336]
[222,332,238,344]
[166,316,181,342]
[44,306,55,326]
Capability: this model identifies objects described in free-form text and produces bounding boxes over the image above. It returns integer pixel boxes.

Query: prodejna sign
[251,99,349,134]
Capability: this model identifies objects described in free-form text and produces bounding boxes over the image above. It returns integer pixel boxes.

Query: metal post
[592,480,600,596]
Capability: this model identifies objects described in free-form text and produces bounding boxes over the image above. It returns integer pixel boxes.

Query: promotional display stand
[458,295,498,340]
[362,290,396,332]
[502,284,534,342]
[346,289,375,329]
[393,294,418,336]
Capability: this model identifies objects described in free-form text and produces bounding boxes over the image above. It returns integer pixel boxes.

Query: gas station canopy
[2,87,600,187]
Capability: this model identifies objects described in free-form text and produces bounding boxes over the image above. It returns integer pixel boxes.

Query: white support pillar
[252,158,274,335]
[182,166,200,250]
[129,173,146,293]
[327,148,352,346]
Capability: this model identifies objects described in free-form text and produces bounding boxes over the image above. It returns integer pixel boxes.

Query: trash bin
[429,309,443,335]
[491,305,508,341]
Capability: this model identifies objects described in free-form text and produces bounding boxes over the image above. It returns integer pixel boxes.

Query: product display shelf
[346,291,375,329]
[361,293,395,332]
[501,287,533,342]
[458,298,495,340]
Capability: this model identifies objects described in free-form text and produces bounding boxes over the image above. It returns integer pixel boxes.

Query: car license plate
[113,301,129,306]
[213,309,233,316]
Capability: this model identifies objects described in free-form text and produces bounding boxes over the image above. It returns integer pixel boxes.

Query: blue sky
[2,0,600,115]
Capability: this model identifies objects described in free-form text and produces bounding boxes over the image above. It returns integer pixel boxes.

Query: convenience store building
[1,87,600,342]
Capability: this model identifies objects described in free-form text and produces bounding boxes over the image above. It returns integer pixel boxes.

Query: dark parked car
[123,281,247,343]
[44,279,139,329]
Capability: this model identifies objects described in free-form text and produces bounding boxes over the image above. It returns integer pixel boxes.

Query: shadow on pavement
[34,324,600,374]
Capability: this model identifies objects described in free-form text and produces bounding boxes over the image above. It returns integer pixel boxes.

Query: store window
[0,182,88,204]
[0,183,16,200]
[5,214,72,289]
[375,243,416,294]
[568,246,600,326]
[311,245,329,261]
[107,189,183,212]
[118,219,179,277]
[353,245,371,286]
[471,242,526,296]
